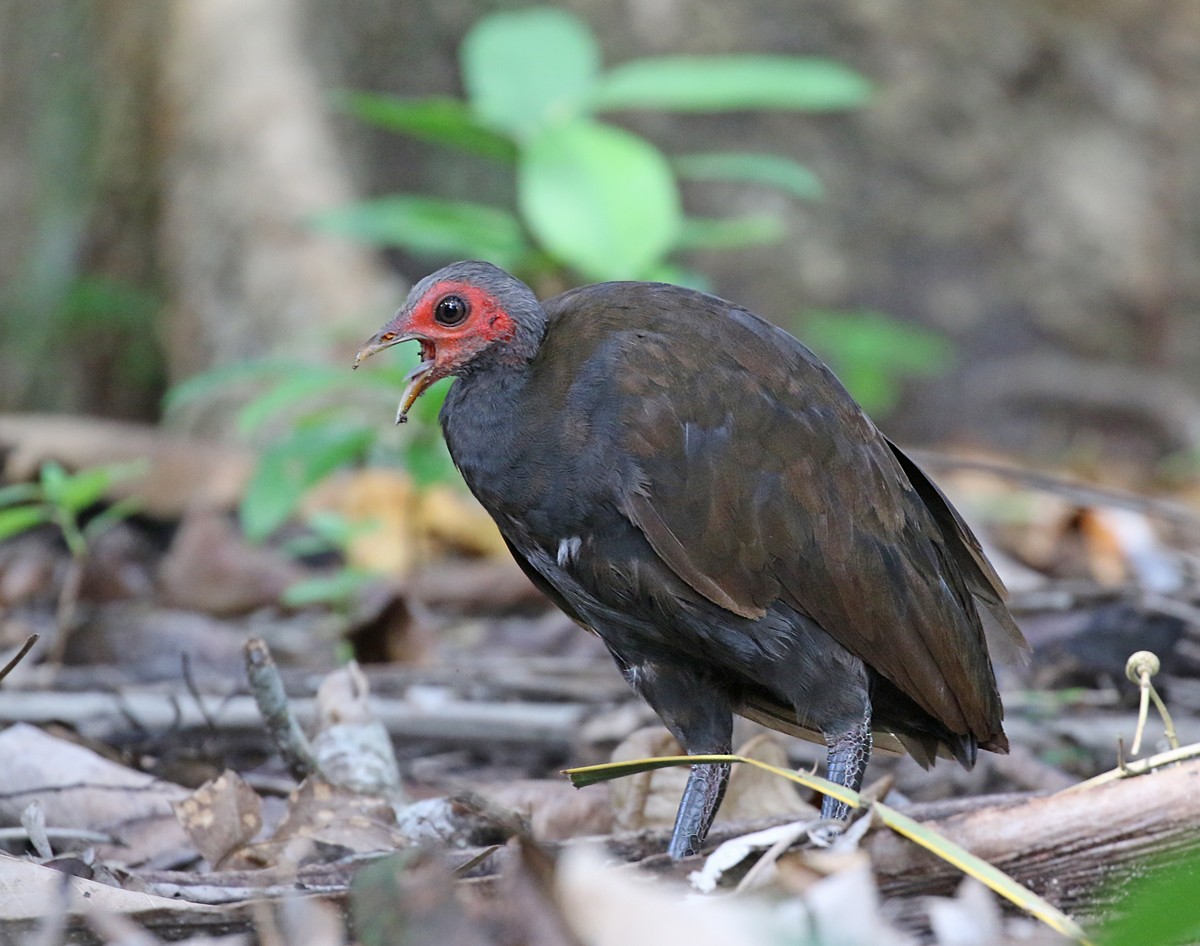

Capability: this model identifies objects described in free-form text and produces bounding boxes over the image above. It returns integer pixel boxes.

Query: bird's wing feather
[594,290,1007,740]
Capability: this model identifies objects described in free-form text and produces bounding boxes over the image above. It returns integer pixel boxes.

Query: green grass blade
[563,752,1090,943]
[874,802,1091,944]
[0,505,51,542]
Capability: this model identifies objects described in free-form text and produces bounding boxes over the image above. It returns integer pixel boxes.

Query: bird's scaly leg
[821,706,873,820]
[668,755,731,859]
[608,650,734,859]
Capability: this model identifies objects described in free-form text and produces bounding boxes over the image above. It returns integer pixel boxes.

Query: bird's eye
[434,295,469,327]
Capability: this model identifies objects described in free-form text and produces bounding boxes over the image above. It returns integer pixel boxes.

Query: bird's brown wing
[608,296,1011,742]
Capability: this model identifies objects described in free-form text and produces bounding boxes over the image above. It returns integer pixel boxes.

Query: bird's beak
[353,327,435,425]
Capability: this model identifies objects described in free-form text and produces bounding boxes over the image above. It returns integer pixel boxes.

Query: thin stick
[0,634,39,685]
[243,637,318,782]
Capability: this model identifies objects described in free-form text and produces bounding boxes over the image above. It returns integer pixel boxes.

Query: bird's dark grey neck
[439,362,534,484]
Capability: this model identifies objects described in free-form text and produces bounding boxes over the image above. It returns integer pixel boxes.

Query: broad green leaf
[519,120,680,280]
[283,510,377,559]
[240,424,375,542]
[462,8,600,139]
[674,152,824,200]
[335,92,517,161]
[799,309,954,415]
[0,505,51,542]
[312,196,529,269]
[1099,850,1200,946]
[674,215,786,251]
[593,55,872,112]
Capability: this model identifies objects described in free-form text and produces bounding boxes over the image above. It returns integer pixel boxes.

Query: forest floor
[1,414,1199,945]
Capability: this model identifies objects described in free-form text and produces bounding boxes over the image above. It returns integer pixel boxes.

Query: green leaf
[312,196,530,269]
[240,424,375,542]
[674,215,787,251]
[39,462,68,504]
[39,461,144,515]
[462,8,601,139]
[593,55,872,112]
[674,152,824,200]
[351,851,423,946]
[335,92,517,161]
[164,359,321,416]
[235,367,362,435]
[82,495,141,543]
[799,309,954,415]
[0,505,51,542]
[1099,851,1200,946]
[61,276,160,331]
[519,120,680,280]
[281,568,377,609]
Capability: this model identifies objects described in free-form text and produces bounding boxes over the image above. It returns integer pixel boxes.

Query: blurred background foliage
[1,0,1198,502]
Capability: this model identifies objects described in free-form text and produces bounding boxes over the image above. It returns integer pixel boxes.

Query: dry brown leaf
[0,724,190,867]
[159,509,306,615]
[238,778,407,869]
[478,779,613,842]
[409,556,545,615]
[63,601,247,682]
[0,852,220,923]
[172,770,264,869]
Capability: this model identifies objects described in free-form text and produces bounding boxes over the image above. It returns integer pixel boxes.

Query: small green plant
[0,460,143,655]
[165,359,457,544]
[316,6,871,285]
[0,460,142,558]
[168,9,873,547]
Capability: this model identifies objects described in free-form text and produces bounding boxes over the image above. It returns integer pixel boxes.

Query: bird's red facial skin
[403,280,517,380]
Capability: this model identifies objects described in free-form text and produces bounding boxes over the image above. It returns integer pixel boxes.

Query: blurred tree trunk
[157,0,399,393]
[0,0,398,430]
